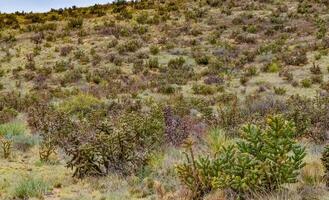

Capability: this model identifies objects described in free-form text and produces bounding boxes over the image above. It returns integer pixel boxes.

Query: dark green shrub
[67,18,83,29]
[136,11,149,24]
[192,84,216,95]
[158,84,176,94]
[177,116,306,198]
[194,53,210,65]
[297,1,313,14]
[168,57,185,69]
[239,75,250,86]
[206,0,223,7]
[146,57,159,69]
[274,87,286,95]
[235,116,305,190]
[301,78,312,88]
[108,38,119,48]
[117,39,142,54]
[159,57,194,85]
[54,60,73,73]
[150,45,159,55]
[262,61,281,73]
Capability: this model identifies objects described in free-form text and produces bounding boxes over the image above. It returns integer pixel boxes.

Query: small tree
[177,116,306,198]
[236,116,306,191]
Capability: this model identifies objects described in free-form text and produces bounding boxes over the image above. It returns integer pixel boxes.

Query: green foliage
[204,128,232,155]
[177,116,306,198]
[0,121,27,158]
[263,61,281,73]
[160,57,194,85]
[0,121,27,138]
[192,84,216,95]
[146,57,159,69]
[158,84,176,94]
[235,116,306,191]
[117,39,142,54]
[274,86,286,95]
[58,94,102,117]
[176,139,214,199]
[150,45,160,55]
[13,177,50,199]
[12,134,39,152]
[244,66,258,77]
[301,78,312,88]
[67,18,83,29]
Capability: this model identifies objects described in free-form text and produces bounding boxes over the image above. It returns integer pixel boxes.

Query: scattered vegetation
[1,0,329,199]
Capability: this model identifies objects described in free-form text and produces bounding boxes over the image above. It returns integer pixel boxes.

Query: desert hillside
[1,0,329,199]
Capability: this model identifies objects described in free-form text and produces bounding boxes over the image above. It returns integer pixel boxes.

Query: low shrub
[57,93,102,117]
[301,78,312,88]
[158,84,176,94]
[13,134,39,152]
[150,45,160,55]
[0,107,18,123]
[146,57,159,69]
[117,39,142,54]
[13,177,51,199]
[192,84,216,95]
[274,87,286,95]
[194,54,210,65]
[285,95,329,142]
[67,18,83,29]
[282,48,308,66]
[159,57,194,85]
[262,61,281,73]
[0,121,27,158]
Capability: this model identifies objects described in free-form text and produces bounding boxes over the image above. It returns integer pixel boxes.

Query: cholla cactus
[176,138,213,199]
[321,145,329,187]
[0,135,12,159]
[164,106,189,146]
